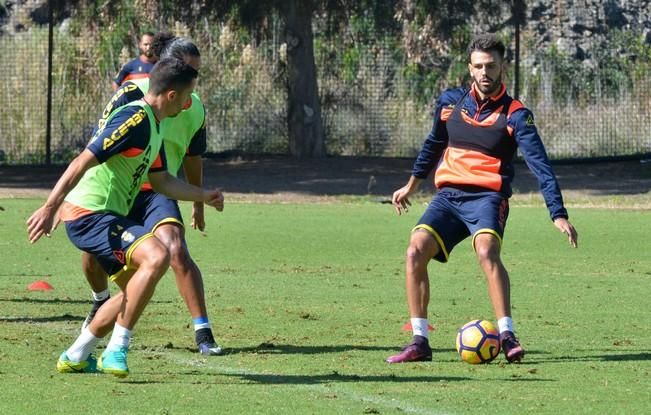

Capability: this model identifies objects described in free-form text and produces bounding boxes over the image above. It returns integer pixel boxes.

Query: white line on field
[168,354,454,415]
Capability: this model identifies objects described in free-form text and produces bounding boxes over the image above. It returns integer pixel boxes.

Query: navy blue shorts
[65,212,154,276]
[414,187,509,263]
[127,190,183,232]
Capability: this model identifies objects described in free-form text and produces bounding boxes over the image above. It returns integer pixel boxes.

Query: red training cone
[401,321,435,331]
[27,280,54,291]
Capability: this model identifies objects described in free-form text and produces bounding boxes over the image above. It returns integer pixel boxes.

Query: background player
[112,31,157,90]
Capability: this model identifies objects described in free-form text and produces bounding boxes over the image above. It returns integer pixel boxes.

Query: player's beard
[474,72,502,96]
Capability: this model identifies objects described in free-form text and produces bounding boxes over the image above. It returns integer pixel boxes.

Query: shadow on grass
[220,372,472,384]
[155,343,442,355]
[223,343,458,355]
[516,350,651,364]
[599,352,651,361]
[0,297,90,304]
[0,313,81,323]
[0,297,172,305]
[120,371,473,385]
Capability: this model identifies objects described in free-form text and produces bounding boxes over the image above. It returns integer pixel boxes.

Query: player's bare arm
[182,155,205,231]
[148,170,224,211]
[26,149,99,243]
[553,217,578,248]
[392,176,422,215]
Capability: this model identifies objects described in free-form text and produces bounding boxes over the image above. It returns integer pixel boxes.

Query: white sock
[411,318,430,338]
[106,323,132,350]
[92,289,110,302]
[497,316,514,334]
[66,328,101,362]
[194,323,211,330]
[193,316,211,331]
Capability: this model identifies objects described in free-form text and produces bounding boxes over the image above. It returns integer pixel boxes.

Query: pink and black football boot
[500,331,525,362]
[385,335,432,363]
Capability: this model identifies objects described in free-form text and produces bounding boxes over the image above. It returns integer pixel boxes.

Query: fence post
[514,17,520,99]
[46,0,54,165]
[512,0,523,100]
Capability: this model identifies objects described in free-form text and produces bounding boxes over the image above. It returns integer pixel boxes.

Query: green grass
[1,198,650,414]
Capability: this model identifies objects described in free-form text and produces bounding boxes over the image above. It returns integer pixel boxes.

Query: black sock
[195,327,215,345]
[413,335,429,345]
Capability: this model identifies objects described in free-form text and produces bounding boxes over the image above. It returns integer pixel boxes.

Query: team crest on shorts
[121,231,136,243]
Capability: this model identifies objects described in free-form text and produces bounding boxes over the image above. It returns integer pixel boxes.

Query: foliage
[523,29,651,106]
[1,2,651,163]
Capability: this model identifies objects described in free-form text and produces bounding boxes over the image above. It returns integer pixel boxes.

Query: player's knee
[155,224,183,250]
[168,242,192,270]
[406,232,438,262]
[475,242,499,264]
[143,243,170,275]
[405,243,428,264]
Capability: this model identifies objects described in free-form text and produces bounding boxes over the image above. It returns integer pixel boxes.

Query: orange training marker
[27,280,54,291]
[401,321,435,331]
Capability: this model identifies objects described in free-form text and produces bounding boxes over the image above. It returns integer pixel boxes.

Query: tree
[227,0,326,158]
[45,0,402,159]
[278,0,325,158]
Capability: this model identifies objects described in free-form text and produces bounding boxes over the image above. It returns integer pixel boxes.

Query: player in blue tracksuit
[386,34,578,364]
[112,32,157,90]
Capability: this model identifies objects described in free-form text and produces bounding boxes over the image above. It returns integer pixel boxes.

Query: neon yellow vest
[65,101,162,215]
[132,78,205,177]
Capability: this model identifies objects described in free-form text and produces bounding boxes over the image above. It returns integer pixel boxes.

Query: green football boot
[56,352,97,373]
[98,346,129,378]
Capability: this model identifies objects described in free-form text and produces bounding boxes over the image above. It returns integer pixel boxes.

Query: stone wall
[523,0,651,61]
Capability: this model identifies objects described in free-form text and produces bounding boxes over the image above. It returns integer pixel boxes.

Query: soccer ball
[456,319,501,364]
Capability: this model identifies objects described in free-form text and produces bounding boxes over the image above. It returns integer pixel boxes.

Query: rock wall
[3,0,650,63]
[523,0,651,60]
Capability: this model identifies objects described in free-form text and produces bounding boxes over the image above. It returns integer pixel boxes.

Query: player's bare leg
[386,230,439,363]
[91,237,169,376]
[80,252,110,330]
[405,230,439,319]
[154,223,222,355]
[114,237,169,329]
[60,238,169,376]
[474,232,524,362]
[84,270,132,338]
[474,233,510,318]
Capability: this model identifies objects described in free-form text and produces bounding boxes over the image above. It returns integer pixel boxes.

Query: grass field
[1,198,650,414]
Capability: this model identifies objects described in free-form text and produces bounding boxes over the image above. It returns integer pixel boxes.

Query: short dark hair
[141,31,155,39]
[151,31,177,58]
[161,38,201,60]
[467,34,505,62]
[148,57,198,95]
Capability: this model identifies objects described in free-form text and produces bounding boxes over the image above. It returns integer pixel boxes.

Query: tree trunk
[281,0,326,158]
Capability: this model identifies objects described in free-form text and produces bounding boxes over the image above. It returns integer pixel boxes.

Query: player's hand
[553,217,578,248]
[51,206,62,233]
[391,185,413,215]
[191,201,206,231]
[203,189,224,212]
[26,205,56,244]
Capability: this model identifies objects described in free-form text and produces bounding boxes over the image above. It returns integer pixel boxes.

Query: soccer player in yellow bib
[27,58,224,377]
[82,35,224,356]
